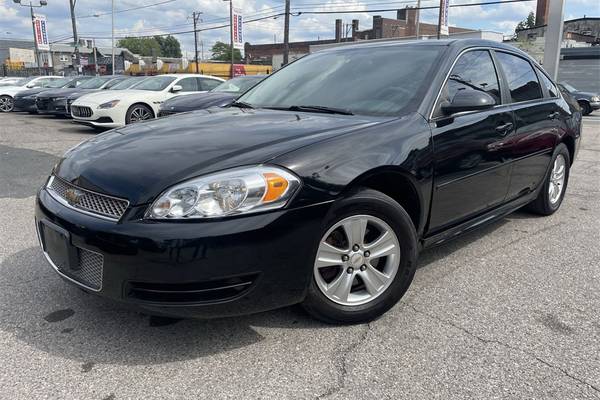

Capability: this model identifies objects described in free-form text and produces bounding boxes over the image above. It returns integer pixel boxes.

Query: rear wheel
[125,104,154,124]
[302,189,418,324]
[578,101,592,115]
[0,95,13,112]
[527,143,570,215]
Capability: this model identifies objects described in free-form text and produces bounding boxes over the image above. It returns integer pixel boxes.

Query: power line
[78,0,178,19]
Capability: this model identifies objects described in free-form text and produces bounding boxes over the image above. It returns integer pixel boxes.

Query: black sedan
[558,82,600,115]
[35,76,126,116]
[157,75,266,117]
[13,76,92,113]
[35,39,580,323]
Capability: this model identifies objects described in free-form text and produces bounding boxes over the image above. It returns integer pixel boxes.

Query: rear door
[493,51,559,201]
[429,49,514,231]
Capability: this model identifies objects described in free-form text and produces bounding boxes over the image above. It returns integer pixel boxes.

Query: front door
[429,49,514,232]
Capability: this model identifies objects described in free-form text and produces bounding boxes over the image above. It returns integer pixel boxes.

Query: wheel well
[562,135,575,165]
[128,102,155,118]
[350,171,421,231]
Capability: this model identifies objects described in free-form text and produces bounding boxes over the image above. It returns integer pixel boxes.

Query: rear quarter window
[495,52,543,103]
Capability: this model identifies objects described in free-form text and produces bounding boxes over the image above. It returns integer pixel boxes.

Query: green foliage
[154,35,182,58]
[117,37,161,57]
[515,11,536,33]
[116,35,182,58]
[210,41,242,62]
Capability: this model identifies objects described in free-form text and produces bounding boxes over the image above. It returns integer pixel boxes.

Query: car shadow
[0,247,327,366]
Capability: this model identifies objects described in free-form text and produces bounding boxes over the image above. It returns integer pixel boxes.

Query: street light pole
[229,0,234,78]
[13,0,47,75]
[111,0,115,75]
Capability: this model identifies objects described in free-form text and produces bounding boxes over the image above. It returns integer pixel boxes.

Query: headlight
[54,97,66,102]
[146,166,301,219]
[98,100,120,109]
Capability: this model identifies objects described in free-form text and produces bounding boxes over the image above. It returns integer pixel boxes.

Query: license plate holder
[39,220,77,271]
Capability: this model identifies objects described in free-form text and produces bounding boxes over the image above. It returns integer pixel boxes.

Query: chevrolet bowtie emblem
[64,188,83,205]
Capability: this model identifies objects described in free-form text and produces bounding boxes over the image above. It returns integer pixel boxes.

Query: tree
[210,41,242,63]
[154,35,182,58]
[117,37,162,57]
[515,11,536,33]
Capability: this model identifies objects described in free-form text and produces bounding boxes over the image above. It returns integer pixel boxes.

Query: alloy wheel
[314,215,401,306]
[0,96,13,112]
[129,106,152,123]
[548,154,566,205]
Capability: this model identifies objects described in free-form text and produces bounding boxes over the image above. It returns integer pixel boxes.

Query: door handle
[548,111,560,119]
[495,122,514,136]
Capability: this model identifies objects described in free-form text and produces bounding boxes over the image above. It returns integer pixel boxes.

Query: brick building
[245,6,473,69]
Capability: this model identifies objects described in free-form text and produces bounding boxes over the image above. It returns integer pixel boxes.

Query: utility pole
[69,0,80,74]
[229,0,234,78]
[543,0,565,80]
[283,0,290,65]
[192,11,203,73]
[415,0,421,39]
[111,0,115,75]
[29,4,41,75]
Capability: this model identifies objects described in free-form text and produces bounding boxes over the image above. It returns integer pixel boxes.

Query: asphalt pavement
[0,112,599,399]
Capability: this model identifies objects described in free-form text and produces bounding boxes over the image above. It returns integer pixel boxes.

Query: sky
[1,0,599,58]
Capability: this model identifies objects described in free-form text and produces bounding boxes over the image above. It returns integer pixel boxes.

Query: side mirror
[171,84,182,93]
[26,84,35,88]
[442,90,496,115]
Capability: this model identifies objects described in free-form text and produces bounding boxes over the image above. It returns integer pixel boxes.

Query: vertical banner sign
[232,8,244,50]
[439,0,449,36]
[33,15,50,51]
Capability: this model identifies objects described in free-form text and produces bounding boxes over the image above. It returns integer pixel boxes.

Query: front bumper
[13,97,37,112]
[590,101,600,111]
[36,98,69,115]
[35,187,331,318]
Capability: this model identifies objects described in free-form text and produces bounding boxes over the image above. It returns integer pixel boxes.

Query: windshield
[17,77,36,86]
[130,76,176,91]
[47,78,72,88]
[239,45,443,116]
[109,77,145,90]
[78,77,111,89]
[560,82,577,92]
[213,76,264,93]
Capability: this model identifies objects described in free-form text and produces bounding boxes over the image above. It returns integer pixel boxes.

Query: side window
[536,68,558,97]
[495,52,542,102]
[177,77,198,92]
[435,50,500,117]
[198,78,222,91]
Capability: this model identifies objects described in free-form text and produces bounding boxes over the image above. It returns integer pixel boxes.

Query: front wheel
[125,104,154,124]
[302,189,418,324]
[527,143,570,215]
[578,101,592,116]
[0,95,13,112]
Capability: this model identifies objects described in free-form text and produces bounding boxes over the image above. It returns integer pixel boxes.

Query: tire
[578,101,591,116]
[125,103,154,124]
[302,188,418,324]
[0,95,14,113]
[527,143,570,216]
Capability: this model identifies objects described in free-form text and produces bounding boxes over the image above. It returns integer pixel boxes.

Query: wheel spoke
[361,266,389,295]
[315,241,346,269]
[326,272,354,303]
[365,230,396,259]
[342,217,368,247]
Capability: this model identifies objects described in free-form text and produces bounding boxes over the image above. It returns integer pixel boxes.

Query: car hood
[36,88,97,99]
[573,91,599,98]
[13,87,50,98]
[55,107,390,205]
[163,92,235,109]
[73,89,160,105]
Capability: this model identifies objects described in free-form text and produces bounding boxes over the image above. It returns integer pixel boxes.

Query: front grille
[71,105,93,118]
[126,274,259,304]
[67,248,103,290]
[36,98,50,111]
[47,176,129,221]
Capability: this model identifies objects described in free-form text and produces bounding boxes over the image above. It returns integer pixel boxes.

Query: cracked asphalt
[0,112,599,400]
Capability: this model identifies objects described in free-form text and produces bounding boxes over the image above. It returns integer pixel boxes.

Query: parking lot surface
[0,112,599,400]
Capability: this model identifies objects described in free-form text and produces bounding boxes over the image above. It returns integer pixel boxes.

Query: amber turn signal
[263,173,289,203]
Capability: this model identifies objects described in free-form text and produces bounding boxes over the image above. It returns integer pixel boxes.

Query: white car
[70,74,225,128]
[0,76,63,112]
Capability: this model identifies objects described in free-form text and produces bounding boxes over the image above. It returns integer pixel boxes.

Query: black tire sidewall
[126,104,153,124]
[302,188,418,324]
[542,143,571,213]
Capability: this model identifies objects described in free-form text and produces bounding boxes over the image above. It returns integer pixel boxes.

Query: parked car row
[1,73,269,129]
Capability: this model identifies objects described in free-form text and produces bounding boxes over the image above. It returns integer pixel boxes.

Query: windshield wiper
[265,105,354,115]
[229,100,254,109]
